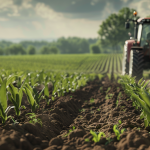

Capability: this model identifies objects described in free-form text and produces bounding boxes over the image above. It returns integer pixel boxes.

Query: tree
[40,46,59,54]
[6,44,26,55]
[27,45,36,55]
[0,47,4,55]
[90,44,101,53]
[97,7,140,53]
[49,46,59,54]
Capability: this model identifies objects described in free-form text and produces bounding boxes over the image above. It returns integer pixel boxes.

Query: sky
[0,0,150,41]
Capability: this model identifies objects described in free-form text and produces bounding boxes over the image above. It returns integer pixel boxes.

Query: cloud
[0,17,8,22]
[34,2,64,20]
[34,3,101,38]
[0,24,25,38]
[129,0,150,18]
[0,0,148,40]
[32,21,43,30]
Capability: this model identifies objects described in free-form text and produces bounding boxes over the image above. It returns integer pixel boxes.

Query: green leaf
[8,93,20,116]
[98,132,105,141]
[6,75,18,87]
[8,83,18,100]
[24,86,36,112]
[118,120,122,124]
[138,77,143,85]
[44,84,49,98]
[144,118,149,127]
[142,80,150,89]
[0,79,7,122]
[141,80,146,87]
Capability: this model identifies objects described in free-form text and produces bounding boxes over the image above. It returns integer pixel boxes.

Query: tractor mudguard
[125,39,135,63]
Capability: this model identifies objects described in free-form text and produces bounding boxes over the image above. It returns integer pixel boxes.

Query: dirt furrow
[0,76,150,150]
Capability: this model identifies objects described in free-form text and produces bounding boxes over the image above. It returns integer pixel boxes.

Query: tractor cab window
[140,23,150,47]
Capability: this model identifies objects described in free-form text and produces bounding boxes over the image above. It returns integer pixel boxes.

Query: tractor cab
[138,21,150,50]
[122,11,150,80]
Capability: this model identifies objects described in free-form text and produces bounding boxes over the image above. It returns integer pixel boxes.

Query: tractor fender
[125,39,135,63]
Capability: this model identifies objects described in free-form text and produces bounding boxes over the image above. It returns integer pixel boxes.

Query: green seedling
[117,87,120,90]
[79,109,85,112]
[116,100,119,107]
[90,98,95,103]
[105,94,109,100]
[97,108,100,111]
[85,138,90,142]
[113,120,126,140]
[105,93,114,100]
[63,126,76,137]
[90,130,106,143]
[106,87,111,94]
[26,113,42,127]
[7,115,19,125]
[70,96,72,98]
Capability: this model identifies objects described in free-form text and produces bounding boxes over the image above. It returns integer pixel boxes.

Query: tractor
[122,11,150,80]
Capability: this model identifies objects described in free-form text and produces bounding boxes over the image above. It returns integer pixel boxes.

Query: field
[0,54,150,150]
[0,54,123,74]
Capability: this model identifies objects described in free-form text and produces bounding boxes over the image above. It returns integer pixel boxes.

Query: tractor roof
[137,17,150,22]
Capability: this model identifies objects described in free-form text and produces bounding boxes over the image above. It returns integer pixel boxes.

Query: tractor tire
[122,45,129,75]
[129,50,144,80]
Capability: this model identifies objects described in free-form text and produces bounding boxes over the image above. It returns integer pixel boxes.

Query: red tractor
[122,11,150,80]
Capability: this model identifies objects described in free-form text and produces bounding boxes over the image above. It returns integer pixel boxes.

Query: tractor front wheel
[129,50,144,80]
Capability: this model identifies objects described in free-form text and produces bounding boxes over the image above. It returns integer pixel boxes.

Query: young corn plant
[26,113,42,127]
[23,83,37,112]
[105,87,111,94]
[63,126,76,137]
[0,74,21,124]
[119,75,150,127]
[90,130,106,143]
[113,120,126,140]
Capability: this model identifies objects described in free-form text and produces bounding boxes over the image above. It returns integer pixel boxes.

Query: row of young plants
[119,75,150,127]
[0,69,96,124]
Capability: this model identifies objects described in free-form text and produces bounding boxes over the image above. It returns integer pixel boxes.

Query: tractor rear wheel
[122,46,129,75]
[129,50,144,80]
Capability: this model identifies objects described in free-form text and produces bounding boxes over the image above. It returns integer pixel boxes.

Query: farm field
[0,54,150,150]
[0,54,123,74]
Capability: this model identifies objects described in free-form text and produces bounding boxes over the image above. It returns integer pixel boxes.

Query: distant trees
[54,37,90,54]
[0,37,98,55]
[0,47,3,55]
[90,44,101,53]
[40,46,59,54]
[5,44,26,55]
[27,45,36,55]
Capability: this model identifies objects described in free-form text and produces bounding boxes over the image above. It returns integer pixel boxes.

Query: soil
[0,76,150,150]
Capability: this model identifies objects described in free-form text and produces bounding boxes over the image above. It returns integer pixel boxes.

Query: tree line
[0,37,97,55]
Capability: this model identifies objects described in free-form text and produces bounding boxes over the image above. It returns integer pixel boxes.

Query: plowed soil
[0,76,150,150]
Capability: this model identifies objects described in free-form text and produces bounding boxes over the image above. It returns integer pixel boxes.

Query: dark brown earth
[0,75,150,150]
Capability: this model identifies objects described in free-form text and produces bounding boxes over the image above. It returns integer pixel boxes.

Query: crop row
[0,54,123,73]
[119,75,150,127]
[0,69,96,124]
